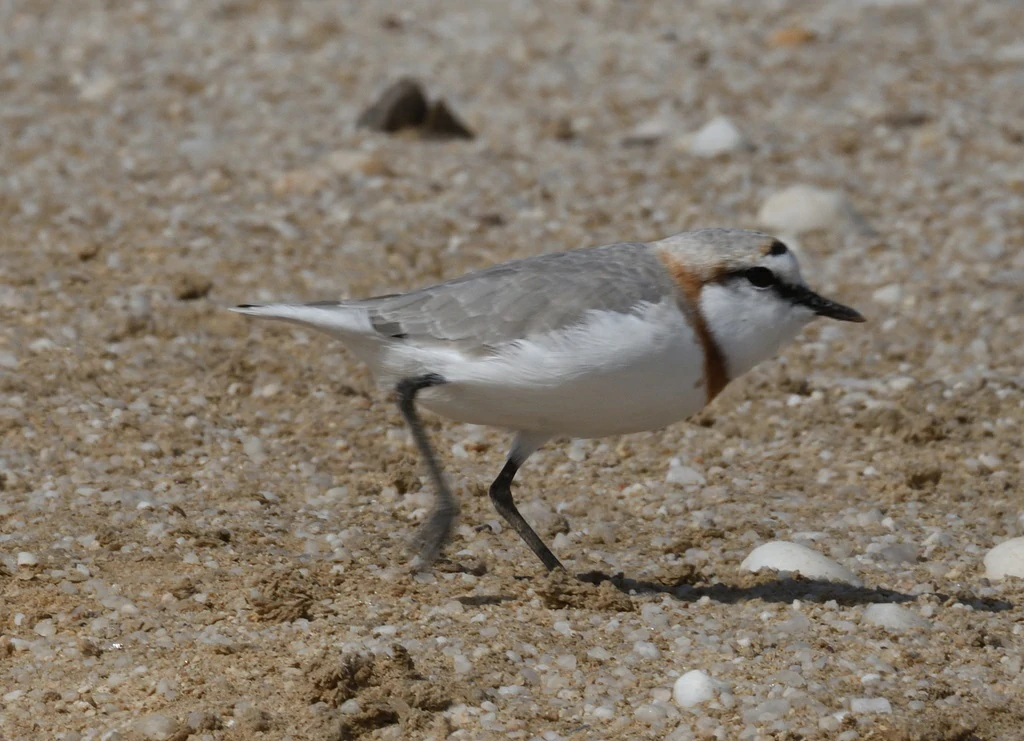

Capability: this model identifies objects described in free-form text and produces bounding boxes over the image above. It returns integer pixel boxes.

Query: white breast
[384,299,708,437]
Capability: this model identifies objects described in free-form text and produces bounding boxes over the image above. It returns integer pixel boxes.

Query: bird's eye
[768,240,788,256]
[744,267,776,289]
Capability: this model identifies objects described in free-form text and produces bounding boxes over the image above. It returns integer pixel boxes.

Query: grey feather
[343,242,680,351]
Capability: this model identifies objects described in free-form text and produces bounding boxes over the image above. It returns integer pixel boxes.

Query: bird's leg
[489,456,564,571]
[395,373,457,568]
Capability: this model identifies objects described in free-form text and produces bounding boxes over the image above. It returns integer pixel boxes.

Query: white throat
[698,283,811,379]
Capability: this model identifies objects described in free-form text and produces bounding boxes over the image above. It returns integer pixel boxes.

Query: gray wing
[342,241,679,352]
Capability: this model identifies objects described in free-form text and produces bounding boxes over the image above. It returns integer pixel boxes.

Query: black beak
[781,284,866,322]
[774,280,864,321]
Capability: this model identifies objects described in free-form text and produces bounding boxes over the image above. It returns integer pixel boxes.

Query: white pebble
[978,454,1001,470]
[682,116,751,158]
[994,41,1024,63]
[29,337,58,353]
[622,117,671,146]
[243,436,266,464]
[673,670,716,708]
[757,184,851,235]
[872,284,902,306]
[33,619,56,637]
[634,703,667,724]
[632,641,661,659]
[666,461,706,487]
[340,698,361,714]
[984,537,1024,580]
[862,603,931,631]
[17,552,38,567]
[741,541,863,586]
[850,697,892,714]
[133,713,179,739]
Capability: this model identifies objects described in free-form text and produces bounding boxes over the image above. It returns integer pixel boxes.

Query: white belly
[394,300,710,437]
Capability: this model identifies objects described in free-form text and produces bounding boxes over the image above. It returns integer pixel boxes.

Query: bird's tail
[230,302,375,338]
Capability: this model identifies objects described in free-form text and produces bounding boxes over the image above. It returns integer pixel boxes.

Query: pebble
[878,543,918,564]
[632,641,661,659]
[849,697,892,714]
[673,670,716,708]
[768,26,817,47]
[356,77,473,140]
[983,537,1024,580]
[622,117,671,147]
[634,703,667,724]
[872,284,902,306]
[17,552,38,567]
[29,338,58,353]
[680,116,752,158]
[741,541,863,586]
[666,460,706,487]
[243,437,266,465]
[994,42,1024,63]
[357,78,428,132]
[133,713,179,740]
[757,184,851,235]
[33,619,56,637]
[862,603,930,631]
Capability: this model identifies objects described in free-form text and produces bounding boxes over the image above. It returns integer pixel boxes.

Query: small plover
[233,229,864,571]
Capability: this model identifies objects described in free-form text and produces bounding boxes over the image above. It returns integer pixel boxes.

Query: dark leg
[395,373,457,567]
[489,458,564,571]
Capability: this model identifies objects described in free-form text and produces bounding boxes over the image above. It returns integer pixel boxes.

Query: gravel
[2,1,1024,740]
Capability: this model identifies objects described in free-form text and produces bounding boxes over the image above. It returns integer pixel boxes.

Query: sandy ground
[2,1,1024,739]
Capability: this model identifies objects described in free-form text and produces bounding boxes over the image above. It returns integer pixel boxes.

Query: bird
[231,228,865,572]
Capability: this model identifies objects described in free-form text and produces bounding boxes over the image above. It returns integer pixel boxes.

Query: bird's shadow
[575,570,1014,613]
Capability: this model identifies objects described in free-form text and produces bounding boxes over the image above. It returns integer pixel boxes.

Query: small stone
[741,541,863,586]
[632,641,661,659]
[326,149,392,177]
[878,543,918,564]
[272,168,330,196]
[421,100,475,140]
[673,670,716,708]
[984,537,1024,580]
[171,272,213,301]
[862,603,931,631]
[994,42,1024,63]
[622,117,671,147]
[681,116,752,158]
[357,77,429,133]
[29,338,58,353]
[357,78,474,140]
[872,284,902,306]
[634,703,667,725]
[0,350,18,369]
[757,184,852,235]
[243,437,266,465]
[850,697,892,714]
[17,552,38,567]
[666,461,706,487]
[33,619,56,637]
[776,610,812,634]
[133,713,180,740]
[768,26,817,47]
